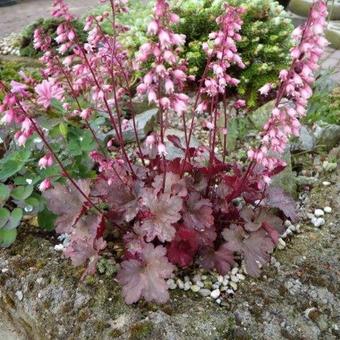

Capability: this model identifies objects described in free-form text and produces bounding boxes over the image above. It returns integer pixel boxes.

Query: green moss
[0,58,41,84]
[129,321,154,340]
[109,329,124,338]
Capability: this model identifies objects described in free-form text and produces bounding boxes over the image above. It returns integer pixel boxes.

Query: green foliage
[174,0,294,108]
[109,0,293,108]
[305,72,340,125]
[19,18,86,58]
[0,59,41,84]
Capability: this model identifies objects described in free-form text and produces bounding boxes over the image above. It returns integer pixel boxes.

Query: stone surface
[0,167,338,339]
[0,0,99,38]
[289,0,340,20]
[105,108,158,144]
[326,21,340,50]
[314,123,340,151]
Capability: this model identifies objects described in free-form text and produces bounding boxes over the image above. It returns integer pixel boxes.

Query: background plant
[0,0,328,305]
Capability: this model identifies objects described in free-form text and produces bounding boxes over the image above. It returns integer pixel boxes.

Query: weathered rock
[314,123,340,151]
[248,100,276,130]
[291,125,316,152]
[289,0,340,20]
[105,108,158,144]
[165,128,200,160]
[271,148,298,198]
[326,21,340,50]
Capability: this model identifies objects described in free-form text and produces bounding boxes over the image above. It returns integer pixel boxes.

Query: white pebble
[201,275,207,280]
[212,283,220,290]
[277,238,286,250]
[216,298,221,304]
[324,206,332,213]
[54,244,64,251]
[196,281,204,288]
[15,291,23,301]
[288,224,296,232]
[222,279,229,287]
[231,267,238,275]
[322,181,331,186]
[176,279,184,289]
[36,278,44,284]
[231,275,239,283]
[237,274,246,281]
[227,289,235,295]
[183,282,191,291]
[230,281,238,290]
[312,217,325,228]
[210,289,221,299]
[199,289,211,297]
[314,209,324,217]
[1,268,9,273]
[217,275,224,283]
[284,220,292,227]
[167,279,177,290]
[191,285,200,293]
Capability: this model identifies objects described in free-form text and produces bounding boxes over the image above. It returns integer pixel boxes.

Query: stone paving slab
[0,0,99,38]
[321,47,340,85]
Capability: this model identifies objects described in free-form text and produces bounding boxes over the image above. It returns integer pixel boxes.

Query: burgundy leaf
[199,243,235,275]
[242,230,274,277]
[117,244,175,304]
[64,214,106,267]
[152,172,187,197]
[167,226,199,267]
[139,190,182,242]
[222,224,246,252]
[265,186,297,221]
[43,180,90,233]
[183,192,214,231]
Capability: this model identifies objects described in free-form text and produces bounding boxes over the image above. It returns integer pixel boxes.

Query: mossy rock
[289,0,340,19]
[325,21,340,49]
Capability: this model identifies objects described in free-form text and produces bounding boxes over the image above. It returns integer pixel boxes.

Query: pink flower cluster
[202,5,245,97]
[136,0,189,150]
[248,0,328,172]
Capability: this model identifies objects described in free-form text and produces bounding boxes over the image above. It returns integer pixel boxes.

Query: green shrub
[111,0,293,108]
[174,0,294,108]
[19,18,87,58]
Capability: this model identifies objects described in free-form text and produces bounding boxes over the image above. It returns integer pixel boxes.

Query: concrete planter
[289,0,340,20]
[0,0,16,7]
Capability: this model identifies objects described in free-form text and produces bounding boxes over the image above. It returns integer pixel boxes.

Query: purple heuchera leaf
[43,180,90,233]
[265,186,297,221]
[64,214,106,269]
[222,224,274,277]
[240,206,283,236]
[139,190,182,242]
[117,243,175,304]
[152,172,187,197]
[199,243,235,275]
[183,192,214,231]
[93,178,140,223]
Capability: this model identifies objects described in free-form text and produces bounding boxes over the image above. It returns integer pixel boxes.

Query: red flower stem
[78,45,136,177]
[222,93,228,162]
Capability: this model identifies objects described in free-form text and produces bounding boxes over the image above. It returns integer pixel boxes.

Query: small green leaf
[0,228,17,248]
[11,185,34,201]
[4,208,23,230]
[38,208,57,231]
[0,160,23,181]
[0,208,10,229]
[0,184,11,205]
[59,122,68,138]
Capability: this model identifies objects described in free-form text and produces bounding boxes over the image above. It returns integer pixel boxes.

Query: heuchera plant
[0,0,328,304]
